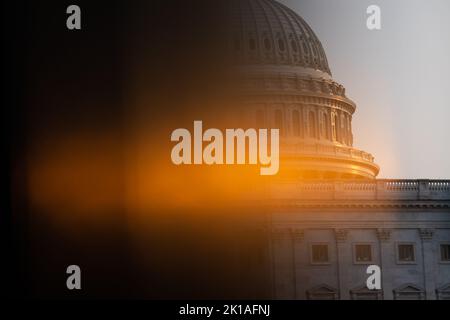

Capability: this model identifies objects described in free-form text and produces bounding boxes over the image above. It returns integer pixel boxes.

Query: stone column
[335,229,350,300]
[290,228,305,299]
[377,228,392,299]
[419,228,436,300]
[418,180,431,200]
[271,227,295,299]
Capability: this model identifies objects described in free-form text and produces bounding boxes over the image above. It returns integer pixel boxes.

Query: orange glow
[27,134,125,222]
[26,130,274,223]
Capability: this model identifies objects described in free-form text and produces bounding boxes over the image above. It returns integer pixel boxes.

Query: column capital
[271,227,289,240]
[377,228,391,242]
[290,228,305,241]
[419,228,434,241]
[334,229,348,242]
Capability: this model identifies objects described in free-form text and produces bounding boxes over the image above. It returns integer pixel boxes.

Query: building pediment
[436,283,450,300]
[394,284,424,293]
[350,285,381,294]
[350,285,383,300]
[306,284,339,300]
[393,284,425,300]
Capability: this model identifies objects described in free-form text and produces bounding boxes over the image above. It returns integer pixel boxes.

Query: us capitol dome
[228,0,379,179]
[220,0,449,301]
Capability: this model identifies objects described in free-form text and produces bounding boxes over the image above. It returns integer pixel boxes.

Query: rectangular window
[354,244,372,263]
[441,244,450,262]
[311,244,329,264]
[397,244,416,263]
[274,109,283,136]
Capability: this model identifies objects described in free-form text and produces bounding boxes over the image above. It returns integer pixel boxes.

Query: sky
[280,0,450,179]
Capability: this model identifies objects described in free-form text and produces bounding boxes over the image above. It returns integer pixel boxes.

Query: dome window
[249,38,256,51]
[278,39,286,51]
[264,38,271,51]
[320,112,330,139]
[302,42,308,54]
[291,40,298,53]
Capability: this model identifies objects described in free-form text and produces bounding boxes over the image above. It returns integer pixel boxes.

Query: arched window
[340,114,346,143]
[320,112,327,138]
[275,110,283,135]
[343,115,349,144]
[346,116,352,144]
[256,109,265,128]
[324,113,330,140]
[331,112,337,141]
[292,110,301,137]
[308,111,316,138]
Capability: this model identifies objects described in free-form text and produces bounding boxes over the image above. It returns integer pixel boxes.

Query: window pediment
[393,284,425,300]
[436,283,450,300]
[306,284,338,300]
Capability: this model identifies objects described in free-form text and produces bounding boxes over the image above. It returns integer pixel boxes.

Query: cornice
[268,200,450,210]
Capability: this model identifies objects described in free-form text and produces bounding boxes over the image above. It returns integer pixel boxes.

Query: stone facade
[268,180,450,300]
[223,0,450,300]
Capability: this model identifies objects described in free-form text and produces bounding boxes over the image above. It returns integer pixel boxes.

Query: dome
[150,0,378,179]
[225,0,379,180]
[230,0,331,75]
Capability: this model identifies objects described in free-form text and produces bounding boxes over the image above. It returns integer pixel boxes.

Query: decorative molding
[334,229,348,242]
[269,222,450,230]
[350,285,383,300]
[267,201,450,210]
[436,283,450,300]
[268,180,450,208]
[271,227,289,240]
[377,229,391,242]
[306,284,339,300]
[290,228,304,241]
[419,228,434,241]
[393,284,425,300]
[240,86,356,113]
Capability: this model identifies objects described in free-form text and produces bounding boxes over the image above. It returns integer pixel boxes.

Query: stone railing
[270,179,450,201]
[281,143,376,163]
